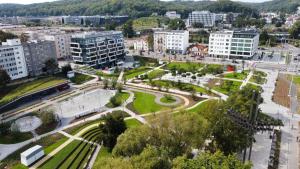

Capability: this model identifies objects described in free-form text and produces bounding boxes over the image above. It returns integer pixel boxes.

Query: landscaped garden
[207,79,242,95]
[147,69,166,79]
[70,73,94,85]
[160,94,177,104]
[250,70,267,84]
[223,71,249,80]
[148,80,208,94]
[0,133,67,169]
[129,91,169,114]
[0,76,67,106]
[166,62,204,73]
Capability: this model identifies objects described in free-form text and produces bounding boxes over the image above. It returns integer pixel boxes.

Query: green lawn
[132,16,160,30]
[250,70,267,85]
[39,140,81,169]
[1,133,67,169]
[92,147,111,169]
[70,73,94,85]
[166,62,204,72]
[223,71,248,80]
[96,71,119,79]
[125,119,142,128]
[212,80,242,95]
[131,91,168,114]
[147,69,166,79]
[106,92,130,108]
[64,119,102,135]
[0,77,67,106]
[125,66,151,79]
[187,100,217,114]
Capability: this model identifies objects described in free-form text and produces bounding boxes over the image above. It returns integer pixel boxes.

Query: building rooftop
[71,31,123,39]
[21,145,43,157]
[155,30,188,34]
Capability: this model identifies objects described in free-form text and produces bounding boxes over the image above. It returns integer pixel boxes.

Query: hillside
[245,0,300,13]
[0,0,257,18]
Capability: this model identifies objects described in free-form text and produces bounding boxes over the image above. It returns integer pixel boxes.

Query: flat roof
[71,31,123,39]
[21,145,43,157]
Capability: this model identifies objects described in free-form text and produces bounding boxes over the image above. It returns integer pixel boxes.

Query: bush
[61,64,72,76]
[0,122,11,135]
[191,76,196,80]
[40,110,57,125]
[110,95,122,107]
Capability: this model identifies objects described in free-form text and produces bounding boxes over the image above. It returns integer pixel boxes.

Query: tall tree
[0,30,17,43]
[147,34,154,51]
[289,21,300,39]
[122,20,135,38]
[98,113,127,151]
[0,69,11,87]
[43,58,58,75]
[168,19,186,30]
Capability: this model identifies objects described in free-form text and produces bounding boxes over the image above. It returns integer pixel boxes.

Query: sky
[0,0,272,5]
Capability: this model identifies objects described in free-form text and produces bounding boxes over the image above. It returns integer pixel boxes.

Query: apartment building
[154,30,189,55]
[208,30,259,59]
[165,11,181,19]
[45,33,72,59]
[70,31,125,68]
[0,39,28,80]
[188,11,216,27]
[23,40,58,76]
[62,15,129,26]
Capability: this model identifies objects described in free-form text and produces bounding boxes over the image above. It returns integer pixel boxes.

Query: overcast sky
[0,0,272,5]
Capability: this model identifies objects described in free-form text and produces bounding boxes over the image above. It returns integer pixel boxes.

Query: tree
[0,30,17,42]
[98,113,127,151]
[168,19,186,30]
[117,83,123,93]
[192,22,204,28]
[111,78,117,89]
[109,94,122,107]
[40,110,57,125]
[122,20,135,38]
[61,64,72,76]
[105,22,117,31]
[173,151,252,169]
[289,21,300,39]
[0,69,11,87]
[147,34,154,51]
[19,33,29,43]
[103,79,109,89]
[43,58,58,75]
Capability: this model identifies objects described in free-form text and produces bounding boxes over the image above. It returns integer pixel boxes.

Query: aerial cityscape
[0,0,300,169]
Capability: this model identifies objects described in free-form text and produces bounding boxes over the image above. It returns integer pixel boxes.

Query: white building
[0,39,28,80]
[188,11,216,27]
[134,38,149,52]
[209,30,259,59]
[165,11,181,19]
[45,33,72,59]
[154,30,189,55]
[21,145,44,166]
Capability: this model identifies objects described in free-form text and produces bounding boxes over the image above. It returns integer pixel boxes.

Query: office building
[165,11,181,19]
[70,31,125,68]
[62,15,129,26]
[0,39,28,80]
[23,40,58,76]
[188,11,216,27]
[154,30,189,55]
[45,33,72,59]
[208,30,259,59]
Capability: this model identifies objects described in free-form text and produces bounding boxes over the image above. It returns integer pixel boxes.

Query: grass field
[1,133,67,169]
[96,71,120,79]
[0,77,67,106]
[223,71,248,80]
[92,147,111,169]
[131,91,168,114]
[125,119,142,128]
[39,140,81,169]
[166,62,204,72]
[132,16,160,30]
[147,69,166,79]
[70,73,94,85]
[211,80,242,95]
[106,92,130,108]
[187,100,217,114]
[125,66,151,79]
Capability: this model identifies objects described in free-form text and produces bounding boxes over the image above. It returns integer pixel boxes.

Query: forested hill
[0,0,298,18]
[0,0,257,17]
[245,0,300,13]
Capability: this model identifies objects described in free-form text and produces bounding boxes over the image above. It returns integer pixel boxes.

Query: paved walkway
[240,70,254,89]
[117,70,124,83]
[249,68,300,169]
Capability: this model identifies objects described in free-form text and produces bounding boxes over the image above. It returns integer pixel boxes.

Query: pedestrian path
[240,70,254,89]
